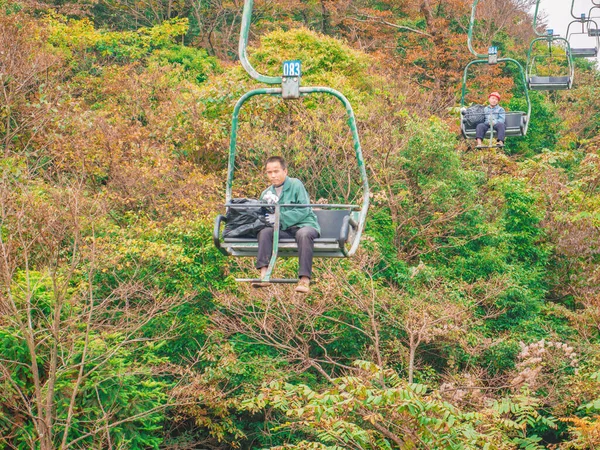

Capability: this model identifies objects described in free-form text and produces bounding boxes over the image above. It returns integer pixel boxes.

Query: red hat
[489,91,501,101]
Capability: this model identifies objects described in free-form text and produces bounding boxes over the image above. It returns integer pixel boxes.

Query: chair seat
[214,208,356,258]
[224,237,340,244]
[528,76,571,90]
[221,240,348,258]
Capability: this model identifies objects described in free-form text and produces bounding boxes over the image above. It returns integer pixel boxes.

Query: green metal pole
[532,0,545,37]
[505,58,532,135]
[238,0,282,84]
[460,60,479,108]
[467,0,488,58]
[262,204,281,282]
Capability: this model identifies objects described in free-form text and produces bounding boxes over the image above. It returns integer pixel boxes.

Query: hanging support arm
[238,0,282,84]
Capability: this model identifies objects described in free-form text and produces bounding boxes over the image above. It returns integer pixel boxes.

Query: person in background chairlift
[253,156,320,294]
[476,91,506,148]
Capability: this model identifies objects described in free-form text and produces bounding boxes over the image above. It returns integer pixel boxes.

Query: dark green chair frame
[460,0,531,143]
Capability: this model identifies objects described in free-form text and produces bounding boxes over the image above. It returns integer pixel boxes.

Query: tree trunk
[408,334,417,384]
[420,0,435,35]
[320,0,331,34]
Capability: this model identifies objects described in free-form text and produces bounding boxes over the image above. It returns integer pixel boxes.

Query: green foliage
[46,16,219,82]
[0,0,23,14]
[581,372,600,412]
[369,116,481,276]
[438,176,550,338]
[150,45,220,83]
[242,361,560,449]
[252,28,369,80]
[0,270,172,449]
[56,350,170,449]
[48,17,184,59]
[490,392,557,450]
[2,3,600,449]
[250,28,377,104]
[508,92,562,156]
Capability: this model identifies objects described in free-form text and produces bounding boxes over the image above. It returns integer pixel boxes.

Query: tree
[0,167,186,449]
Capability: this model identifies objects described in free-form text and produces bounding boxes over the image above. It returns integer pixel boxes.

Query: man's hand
[263,191,279,204]
[265,213,276,225]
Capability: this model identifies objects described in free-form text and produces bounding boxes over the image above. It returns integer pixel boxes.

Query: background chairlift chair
[213,0,370,284]
[528,0,574,91]
[526,35,574,90]
[459,0,531,146]
[566,15,600,58]
[586,4,600,36]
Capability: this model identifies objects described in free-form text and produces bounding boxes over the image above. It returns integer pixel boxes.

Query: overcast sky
[535,0,598,40]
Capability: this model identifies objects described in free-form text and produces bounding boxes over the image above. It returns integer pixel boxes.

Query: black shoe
[496,142,504,147]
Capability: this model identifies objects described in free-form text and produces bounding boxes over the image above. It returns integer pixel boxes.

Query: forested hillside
[1,0,600,448]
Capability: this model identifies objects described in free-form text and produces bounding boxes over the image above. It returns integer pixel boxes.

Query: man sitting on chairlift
[476,91,506,148]
[253,156,320,294]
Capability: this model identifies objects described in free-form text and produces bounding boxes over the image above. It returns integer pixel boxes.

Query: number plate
[283,60,301,77]
[488,46,498,64]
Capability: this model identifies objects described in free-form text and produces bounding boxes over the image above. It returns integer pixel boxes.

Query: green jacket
[260,177,321,234]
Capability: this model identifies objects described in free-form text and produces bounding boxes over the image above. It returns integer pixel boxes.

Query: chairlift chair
[526,34,574,90]
[526,1,574,90]
[587,4,600,36]
[460,0,531,144]
[460,108,528,141]
[213,0,369,284]
[566,15,600,58]
[214,208,359,260]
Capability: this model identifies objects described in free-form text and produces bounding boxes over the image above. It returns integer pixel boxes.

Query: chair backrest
[461,110,524,130]
[314,209,350,239]
[504,112,524,128]
[570,47,598,56]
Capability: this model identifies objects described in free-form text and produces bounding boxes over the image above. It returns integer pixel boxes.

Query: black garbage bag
[223,198,272,238]
[464,105,486,127]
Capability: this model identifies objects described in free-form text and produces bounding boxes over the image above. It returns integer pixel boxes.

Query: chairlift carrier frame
[567,1,600,58]
[587,3,600,36]
[213,0,370,284]
[527,1,574,91]
[460,0,531,144]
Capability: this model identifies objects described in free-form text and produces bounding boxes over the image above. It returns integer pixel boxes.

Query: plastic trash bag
[223,198,273,238]
[464,105,486,127]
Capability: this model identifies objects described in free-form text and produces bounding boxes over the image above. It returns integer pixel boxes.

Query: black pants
[476,122,506,142]
[256,226,319,279]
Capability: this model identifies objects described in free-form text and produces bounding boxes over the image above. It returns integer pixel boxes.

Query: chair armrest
[338,215,358,247]
[213,215,229,256]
